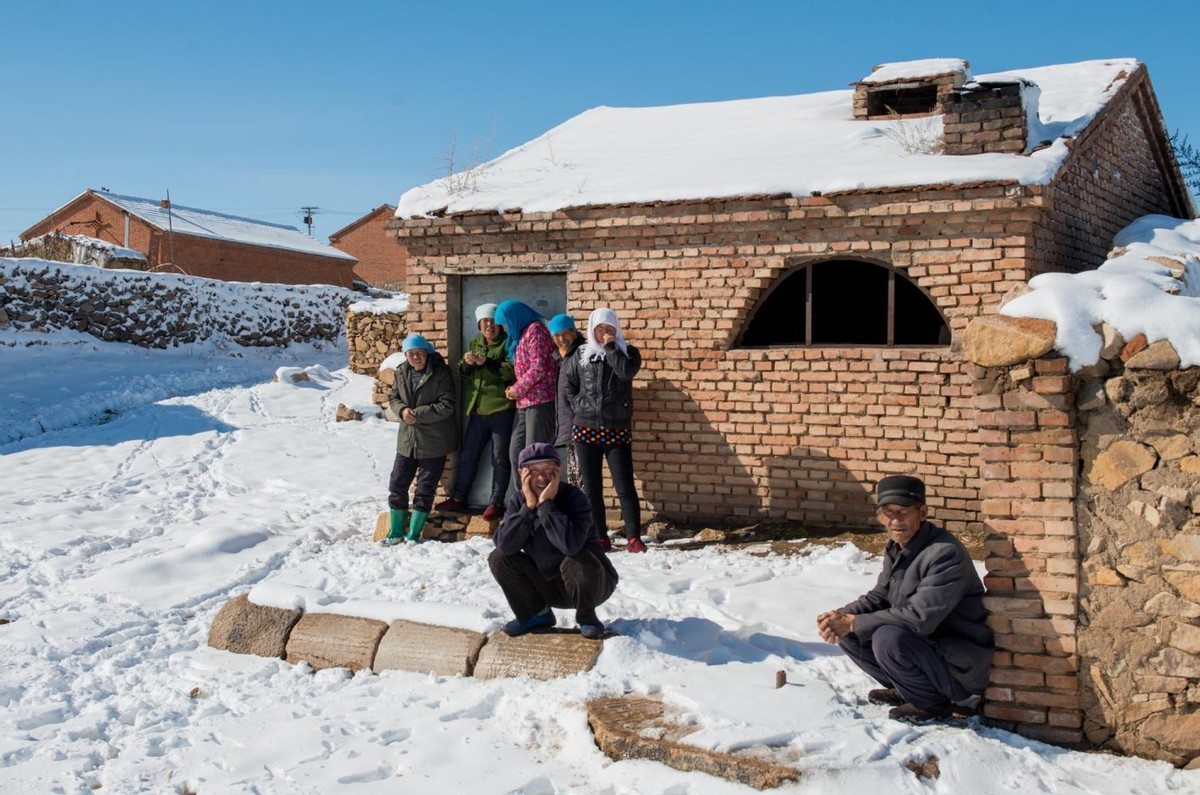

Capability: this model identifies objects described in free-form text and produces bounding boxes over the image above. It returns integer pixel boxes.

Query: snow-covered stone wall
[0,258,355,348]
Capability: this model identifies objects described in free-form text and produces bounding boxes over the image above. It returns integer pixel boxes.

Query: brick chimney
[852,59,969,121]
[940,78,1039,155]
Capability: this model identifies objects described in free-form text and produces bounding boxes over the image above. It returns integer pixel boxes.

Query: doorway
[458,273,567,507]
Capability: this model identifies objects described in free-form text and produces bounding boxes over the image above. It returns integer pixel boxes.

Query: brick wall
[973,357,1083,745]
[1032,71,1184,276]
[941,82,1028,155]
[330,208,408,289]
[23,195,357,288]
[387,78,1183,532]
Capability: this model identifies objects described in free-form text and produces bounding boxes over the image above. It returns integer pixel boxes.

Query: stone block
[1085,440,1157,490]
[587,696,800,789]
[1157,535,1200,563]
[1142,711,1200,755]
[963,315,1056,367]
[207,593,303,658]
[465,515,497,535]
[335,403,364,422]
[285,613,388,672]
[474,629,603,681]
[1125,340,1181,370]
[372,620,487,677]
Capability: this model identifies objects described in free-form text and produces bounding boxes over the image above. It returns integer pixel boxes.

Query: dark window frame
[735,257,950,349]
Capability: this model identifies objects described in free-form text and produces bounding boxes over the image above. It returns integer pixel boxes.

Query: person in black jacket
[816,476,994,724]
[563,307,645,552]
[489,443,619,639]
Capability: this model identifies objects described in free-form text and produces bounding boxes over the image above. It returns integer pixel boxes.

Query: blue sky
[1,0,1196,245]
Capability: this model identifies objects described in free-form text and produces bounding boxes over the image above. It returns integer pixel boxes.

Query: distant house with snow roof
[21,189,357,287]
[328,204,408,289]
[387,57,1195,534]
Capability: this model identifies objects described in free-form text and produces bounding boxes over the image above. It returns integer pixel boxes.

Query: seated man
[489,442,618,640]
[816,475,994,724]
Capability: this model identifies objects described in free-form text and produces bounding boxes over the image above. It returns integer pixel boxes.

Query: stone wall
[1,258,353,349]
[345,309,406,375]
[969,316,1200,766]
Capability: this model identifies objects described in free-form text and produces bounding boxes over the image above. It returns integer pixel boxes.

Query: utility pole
[300,206,319,236]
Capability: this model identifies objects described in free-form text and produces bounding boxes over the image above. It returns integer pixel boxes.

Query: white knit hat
[475,303,498,323]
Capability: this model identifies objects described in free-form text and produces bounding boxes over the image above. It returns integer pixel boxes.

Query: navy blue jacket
[494,482,619,583]
[841,521,994,693]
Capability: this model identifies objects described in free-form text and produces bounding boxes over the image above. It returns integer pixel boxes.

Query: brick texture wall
[330,207,409,289]
[973,358,1083,745]
[387,78,1184,533]
[1032,72,1185,276]
[23,195,356,288]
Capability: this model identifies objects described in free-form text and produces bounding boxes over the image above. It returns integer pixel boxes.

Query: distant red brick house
[329,204,407,289]
[389,57,1194,534]
[22,189,357,287]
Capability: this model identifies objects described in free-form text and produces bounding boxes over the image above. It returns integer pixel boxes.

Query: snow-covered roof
[858,58,969,85]
[397,58,1140,218]
[74,190,356,260]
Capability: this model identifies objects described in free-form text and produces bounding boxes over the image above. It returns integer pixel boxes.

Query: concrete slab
[372,620,487,677]
[587,696,800,789]
[285,613,388,672]
[207,593,302,658]
[473,629,602,680]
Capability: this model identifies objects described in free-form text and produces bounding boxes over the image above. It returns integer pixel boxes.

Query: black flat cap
[875,475,925,507]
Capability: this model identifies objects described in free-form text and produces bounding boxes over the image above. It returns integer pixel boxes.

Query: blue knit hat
[401,333,433,353]
[547,313,576,335]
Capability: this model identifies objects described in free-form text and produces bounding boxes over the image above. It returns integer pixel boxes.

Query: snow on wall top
[84,191,356,261]
[858,58,970,84]
[396,58,1139,218]
[1002,214,1200,371]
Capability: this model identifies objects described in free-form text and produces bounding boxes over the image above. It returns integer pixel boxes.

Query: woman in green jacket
[436,303,516,520]
[382,334,458,545]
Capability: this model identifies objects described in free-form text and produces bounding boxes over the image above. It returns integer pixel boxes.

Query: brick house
[387,57,1194,534]
[22,189,358,287]
[328,204,408,289]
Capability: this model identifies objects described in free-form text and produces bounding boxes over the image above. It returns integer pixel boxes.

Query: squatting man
[817,475,995,724]
[489,443,619,639]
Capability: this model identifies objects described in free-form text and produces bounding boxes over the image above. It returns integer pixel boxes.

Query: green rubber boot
[381,509,409,546]
[406,510,429,543]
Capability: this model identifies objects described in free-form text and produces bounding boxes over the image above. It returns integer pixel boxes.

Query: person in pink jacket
[494,300,558,493]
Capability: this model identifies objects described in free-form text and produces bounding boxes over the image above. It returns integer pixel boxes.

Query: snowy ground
[1,330,1196,794]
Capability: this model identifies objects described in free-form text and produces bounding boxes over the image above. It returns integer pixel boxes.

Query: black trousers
[839,625,973,710]
[388,454,446,512]
[576,441,641,539]
[488,547,616,625]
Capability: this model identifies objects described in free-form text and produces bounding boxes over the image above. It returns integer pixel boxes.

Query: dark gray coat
[841,522,994,694]
[387,352,458,459]
[553,333,586,446]
[563,342,641,430]
[495,482,619,583]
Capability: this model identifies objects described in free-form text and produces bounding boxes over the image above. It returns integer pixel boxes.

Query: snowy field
[1,329,1197,794]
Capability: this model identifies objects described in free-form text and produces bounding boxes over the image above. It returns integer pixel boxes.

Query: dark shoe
[597,535,613,552]
[627,537,648,554]
[868,688,905,707]
[888,702,952,725]
[502,609,555,637]
[578,623,605,640]
[481,503,504,522]
[434,498,466,513]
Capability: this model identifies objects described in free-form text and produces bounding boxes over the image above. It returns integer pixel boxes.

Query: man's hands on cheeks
[538,474,559,504]
[521,468,539,510]
[816,610,854,644]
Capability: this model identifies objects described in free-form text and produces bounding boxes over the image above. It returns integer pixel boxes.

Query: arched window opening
[739,259,949,347]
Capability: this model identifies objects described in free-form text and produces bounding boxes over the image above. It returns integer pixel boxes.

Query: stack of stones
[966,311,1200,767]
[1,260,350,349]
[345,309,406,375]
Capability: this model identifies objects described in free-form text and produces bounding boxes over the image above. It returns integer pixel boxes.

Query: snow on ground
[1,330,1197,794]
